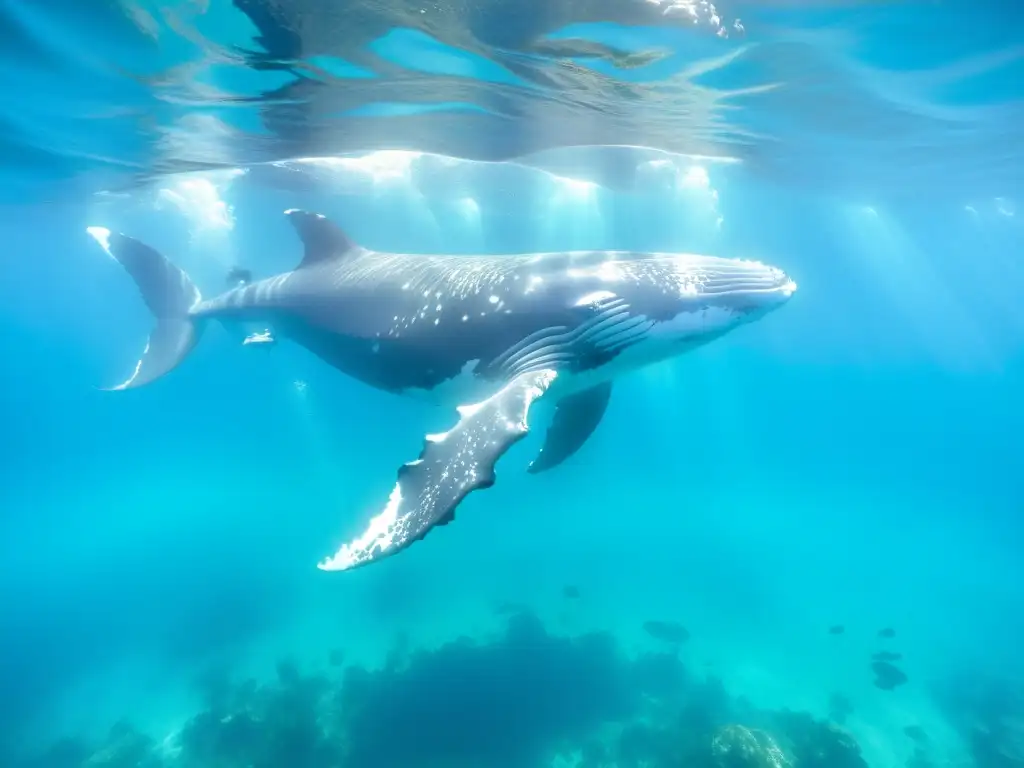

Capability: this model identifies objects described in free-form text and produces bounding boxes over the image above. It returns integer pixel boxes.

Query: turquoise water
[1,2,1023,767]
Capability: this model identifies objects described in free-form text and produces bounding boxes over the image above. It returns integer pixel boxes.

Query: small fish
[643,620,690,644]
[828,625,845,635]
[873,651,903,662]
[871,660,908,691]
[328,649,344,667]
[563,585,581,599]
[878,627,896,639]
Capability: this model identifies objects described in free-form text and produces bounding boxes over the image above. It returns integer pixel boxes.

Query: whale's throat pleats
[478,295,652,476]
[486,295,655,380]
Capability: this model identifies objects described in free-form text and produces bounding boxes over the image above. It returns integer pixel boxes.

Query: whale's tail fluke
[87,227,202,390]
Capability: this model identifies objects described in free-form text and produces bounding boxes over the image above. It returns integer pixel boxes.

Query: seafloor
[12,601,1021,768]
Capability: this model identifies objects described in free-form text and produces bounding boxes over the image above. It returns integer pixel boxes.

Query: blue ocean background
[1,1,1022,767]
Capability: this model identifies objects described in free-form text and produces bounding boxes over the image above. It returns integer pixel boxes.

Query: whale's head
[576,253,796,354]
[661,254,796,341]
[659,254,796,346]
[699,255,795,316]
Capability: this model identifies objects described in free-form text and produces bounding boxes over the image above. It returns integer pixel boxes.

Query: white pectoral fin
[317,369,559,572]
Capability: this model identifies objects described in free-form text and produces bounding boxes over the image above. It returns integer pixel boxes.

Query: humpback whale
[87,210,796,572]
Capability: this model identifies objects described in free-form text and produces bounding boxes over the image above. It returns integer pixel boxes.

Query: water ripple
[0,0,1020,202]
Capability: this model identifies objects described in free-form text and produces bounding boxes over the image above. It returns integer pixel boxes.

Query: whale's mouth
[764,274,797,305]
[694,260,797,316]
[769,268,798,300]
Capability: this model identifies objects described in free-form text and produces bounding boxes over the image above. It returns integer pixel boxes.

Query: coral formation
[710,724,790,768]
[17,611,873,768]
[177,659,345,768]
[769,711,866,768]
[24,721,162,768]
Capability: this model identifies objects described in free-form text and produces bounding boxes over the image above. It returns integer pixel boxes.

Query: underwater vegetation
[16,611,871,768]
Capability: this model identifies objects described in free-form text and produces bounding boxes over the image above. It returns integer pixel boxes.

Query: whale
[87,209,796,572]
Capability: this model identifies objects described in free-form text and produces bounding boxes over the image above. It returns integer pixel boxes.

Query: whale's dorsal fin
[284,209,358,268]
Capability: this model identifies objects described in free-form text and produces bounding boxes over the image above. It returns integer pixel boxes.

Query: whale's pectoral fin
[528,382,612,475]
[317,369,559,572]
